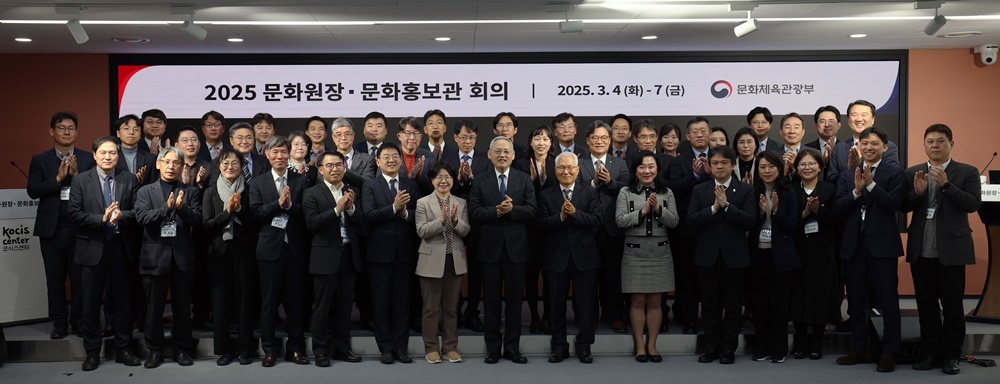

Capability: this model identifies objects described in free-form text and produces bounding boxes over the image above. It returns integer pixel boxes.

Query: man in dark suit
[494,112,530,160]
[470,136,537,364]
[578,120,630,333]
[134,146,201,368]
[26,111,96,339]
[304,150,364,367]
[115,114,157,186]
[354,111,388,157]
[137,109,167,155]
[398,117,438,196]
[667,117,715,334]
[332,118,376,189]
[445,119,491,332]
[197,110,231,163]
[249,135,310,367]
[208,122,270,186]
[688,145,756,365]
[420,109,458,161]
[538,152,602,363]
[609,113,633,161]
[833,127,905,372]
[804,105,842,168]
[748,106,782,153]
[553,112,588,156]
[361,142,419,364]
[902,124,981,375]
[827,100,900,184]
[68,136,142,371]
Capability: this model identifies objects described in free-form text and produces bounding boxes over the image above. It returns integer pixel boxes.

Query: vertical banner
[0,189,46,323]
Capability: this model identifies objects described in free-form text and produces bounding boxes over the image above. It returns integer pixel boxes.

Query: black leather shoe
[484,353,500,364]
[698,352,719,363]
[332,351,362,363]
[315,355,331,367]
[174,352,194,366]
[380,352,395,364]
[942,359,960,374]
[144,351,164,368]
[216,354,233,366]
[394,350,413,364]
[115,350,142,366]
[576,346,593,364]
[50,326,68,340]
[912,355,942,370]
[82,352,101,371]
[503,351,527,364]
[635,354,648,363]
[464,316,484,332]
[548,349,568,363]
[261,353,277,367]
[649,354,663,363]
[284,351,310,365]
[238,355,253,365]
[720,353,736,365]
[876,353,896,372]
[683,322,698,335]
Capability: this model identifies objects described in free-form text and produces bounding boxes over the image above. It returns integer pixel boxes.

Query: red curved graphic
[117,65,151,114]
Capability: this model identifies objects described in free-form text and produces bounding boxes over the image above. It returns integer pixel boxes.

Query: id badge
[60,186,71,201]
[759,227,772,242]
[926,207,937,219]
[804,220,819,234]
[271,213,289,229]
[340,220,348,239]
[160,221,177,237]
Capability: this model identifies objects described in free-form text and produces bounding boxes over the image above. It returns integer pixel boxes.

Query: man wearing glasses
[553,112,588,157]
[493,112,529,160]
[138,109,167,155]
[198,110,231,163]
[332,118,376,189]
[397,117,437,196]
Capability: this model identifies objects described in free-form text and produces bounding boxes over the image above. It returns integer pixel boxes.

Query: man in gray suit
[827,100,899,184]
[902,124,981,375]
[578,120,631,333]
[331,117,376,189]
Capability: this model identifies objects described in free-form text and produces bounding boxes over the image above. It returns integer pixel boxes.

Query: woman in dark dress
[789,148,839,360]
[512,125,557,334]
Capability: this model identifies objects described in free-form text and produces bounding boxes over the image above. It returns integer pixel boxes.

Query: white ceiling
[1,0,998,53]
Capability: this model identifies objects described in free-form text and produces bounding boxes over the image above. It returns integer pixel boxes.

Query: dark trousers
[482,246,527,354]
[142,261,195,354]
[671,233,700,325]
[209,243,238,355]
[367,257,414,353]
[39,227,82,330]
[463,237,484,318]
[81,239,132,353]
[235,248,260,357]
[258,246,306,355]
[524,248,549,323]
[911,257,966,359]
[547,259,599,349]
[598,231,626,323]
[845,235,901,353]
[750,249,791,358]
[192,233,211,324]
[698,257,744,354]
[312,246,358,356]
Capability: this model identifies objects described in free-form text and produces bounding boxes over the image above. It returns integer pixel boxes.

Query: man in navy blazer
[687,145,756,365]
[361,142,419,364]
[420,109,459,161]
[331,118,376,189]
[304,150,364,367]
[833,127,905,372]
[68,136,142,371]
[537,152,602,364]
[470,136,537,364]
[26,111,96,339]
[197,110,232,163]
[748,106,783,153]
[134,146,202,368]
[248,135,310,367]
[114,114,158,186]
[902,124,981,374]
[354,111,389,158]
[827,100,900,184]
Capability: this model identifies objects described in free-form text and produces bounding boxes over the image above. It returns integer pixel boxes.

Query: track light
[182,20,207,40]
[734,18,758,38]
[924,12,947,35]
[66,19,89,44]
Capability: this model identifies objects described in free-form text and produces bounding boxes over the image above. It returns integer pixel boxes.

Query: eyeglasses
[159,160,182,167]
[611,126,630,133]
[456,135,477,142]
[53,125,77,133]
[203,122,222,128]
[496,123,515,129]
[233,135,254,142]
[177,138,199,144]
[380,154,401,161]
[400,131,422,138]
[798,162,819,168]
[589,135,611,142]
[491,149,512,156]
[433,175,453,182]
[636,134,657,141]
[332,132,353,139]
[322,163,345,169]
[221,161,242,169]
[555,165,578,172]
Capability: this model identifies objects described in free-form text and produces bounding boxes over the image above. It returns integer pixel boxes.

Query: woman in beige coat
[415,161,470,364]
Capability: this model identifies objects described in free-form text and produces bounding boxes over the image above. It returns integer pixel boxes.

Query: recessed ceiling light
[849,34,867,38]
[641,35,657,40]
[111,37,150,43]
[228,38,244,42]
[14,37,31,42]
[938,31,982,38]
[434,37,451,41]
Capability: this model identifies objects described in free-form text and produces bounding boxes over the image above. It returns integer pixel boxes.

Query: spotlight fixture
[924,12,947,36]
[66,18,89,44]
[559,20,583,34]
[734,18,757,38]
[182,20,207,40]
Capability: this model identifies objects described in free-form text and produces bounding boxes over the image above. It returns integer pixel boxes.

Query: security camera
[974,43,998,65]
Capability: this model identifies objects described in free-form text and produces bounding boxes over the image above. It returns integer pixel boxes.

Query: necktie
[615,149,624,159]
[433,145,442,161]
[344,155,350,169]
[759,142,766,153]
[389,178,398,195]
[370,146,378,157]
[103,175,114,209]
[595,159,604,170]
[698,152,706,159]
[563,188,572,201]
[498,174,507,198]
[563,148,571,153]
[277,175,286,194]
[242,159,252,183]
[462,154,471,164]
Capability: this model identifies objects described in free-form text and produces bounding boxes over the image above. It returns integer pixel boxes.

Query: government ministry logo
[711,80,732,99]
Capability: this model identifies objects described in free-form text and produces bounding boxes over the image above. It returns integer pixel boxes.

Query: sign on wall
[0,189,46,323]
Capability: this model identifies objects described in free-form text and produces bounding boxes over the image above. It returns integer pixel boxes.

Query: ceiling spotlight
[850,34,867,38]
[14,37,31,42]
[66,18,89,44]
[642,35,658,40]
[182,20,207,40]
[924,13,947,36]
[434,37,451,41]
[559,20,584,34]
[227,37,243,42]
[734,18,758,38]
